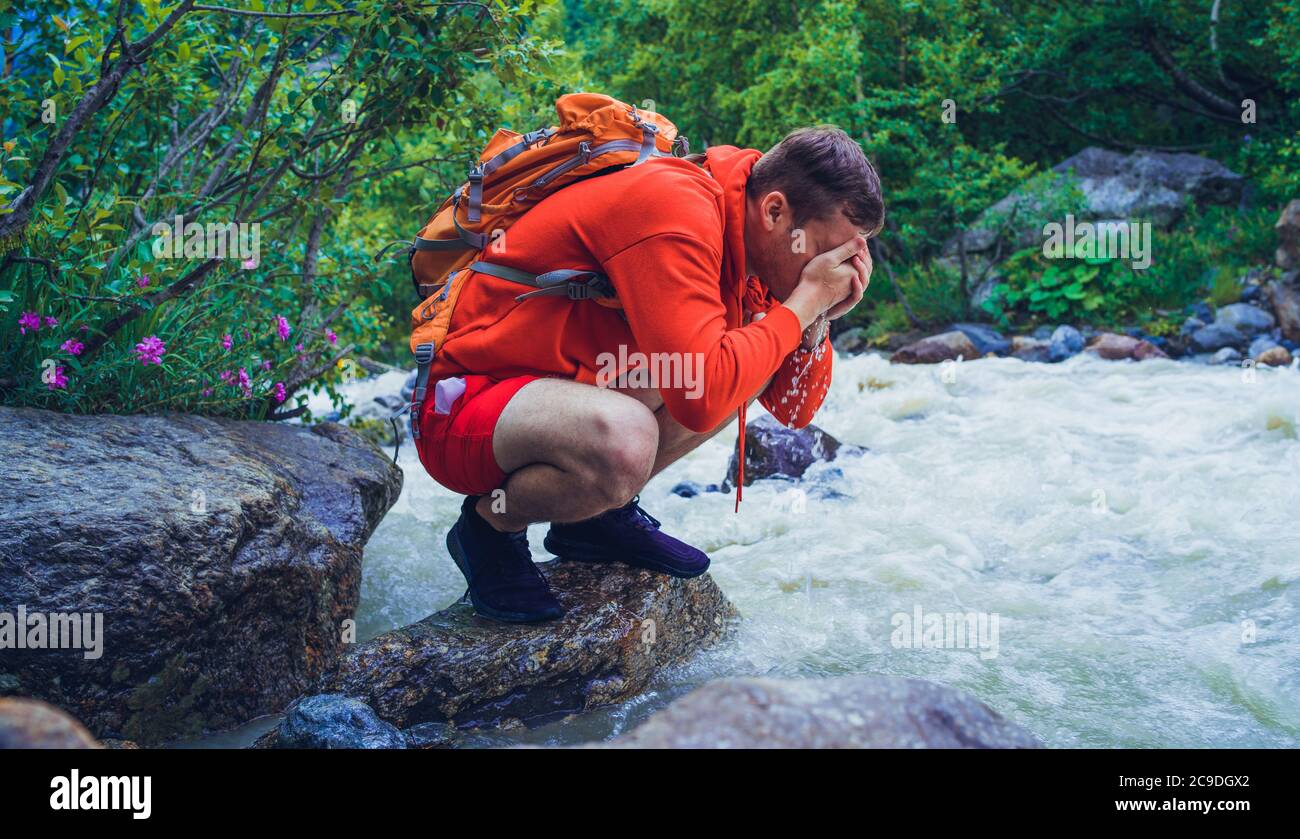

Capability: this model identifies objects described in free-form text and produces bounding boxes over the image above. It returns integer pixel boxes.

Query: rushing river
[224,352,1300,748]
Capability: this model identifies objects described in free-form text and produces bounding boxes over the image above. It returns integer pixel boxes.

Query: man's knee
[584,399,657,507]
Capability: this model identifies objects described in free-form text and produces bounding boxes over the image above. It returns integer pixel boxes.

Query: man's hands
[783,235,872,332]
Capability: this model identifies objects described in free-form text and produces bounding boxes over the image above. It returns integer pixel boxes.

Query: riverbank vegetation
[2,0,1298,416]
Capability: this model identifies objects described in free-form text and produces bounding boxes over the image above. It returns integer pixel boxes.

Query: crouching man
[414,126,884,621]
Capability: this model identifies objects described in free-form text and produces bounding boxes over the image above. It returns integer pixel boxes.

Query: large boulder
[890,330,979,364]
[1277,199,1300,270]
[722,414,859,489]
[0,407,402,745]
[1266,281,1300,343]
[318,562,734,730]
[946,148,1246,304]
[602,675,1042,749]
[1214,302,1275,336]
[1051,147,1244,226]
[0,697,99,748]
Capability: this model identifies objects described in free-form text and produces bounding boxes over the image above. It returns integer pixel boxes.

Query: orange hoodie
[430,145,834,501]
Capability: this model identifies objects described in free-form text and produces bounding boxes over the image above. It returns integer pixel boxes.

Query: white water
[336,354,1300,748]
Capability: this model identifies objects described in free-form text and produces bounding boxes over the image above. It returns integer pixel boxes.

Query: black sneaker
[544,496,710,578]
[445,496,564,623]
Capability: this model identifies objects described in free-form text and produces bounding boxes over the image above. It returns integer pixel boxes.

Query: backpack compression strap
[468,260,615,302]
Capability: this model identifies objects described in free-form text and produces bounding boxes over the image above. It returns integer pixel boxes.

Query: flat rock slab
[320,562,736,729]
[0,407,402,745]
[602,675,1042,749]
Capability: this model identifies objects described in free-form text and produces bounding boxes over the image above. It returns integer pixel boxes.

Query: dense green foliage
[3,0,1298,416]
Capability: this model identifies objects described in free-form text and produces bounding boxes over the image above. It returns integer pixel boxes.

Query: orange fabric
[428,145,834,504]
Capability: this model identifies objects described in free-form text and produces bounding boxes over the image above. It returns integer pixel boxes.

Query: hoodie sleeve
[760,336,833,428]
[600,231,804,432]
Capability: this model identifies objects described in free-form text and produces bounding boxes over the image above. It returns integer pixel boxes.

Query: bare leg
[477,378,769,533]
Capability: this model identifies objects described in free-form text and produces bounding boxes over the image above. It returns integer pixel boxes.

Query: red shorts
[414,374,540,496]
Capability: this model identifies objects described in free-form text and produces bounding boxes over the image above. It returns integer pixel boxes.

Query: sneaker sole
[542,534,710,579]
[446,523,563,623]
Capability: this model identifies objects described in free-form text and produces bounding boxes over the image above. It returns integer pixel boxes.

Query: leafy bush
[0,1,551,417]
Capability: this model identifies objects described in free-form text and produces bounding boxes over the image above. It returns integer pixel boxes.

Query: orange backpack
[405,93,690,441]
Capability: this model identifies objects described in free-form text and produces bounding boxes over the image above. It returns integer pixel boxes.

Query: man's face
[743,190,865,301]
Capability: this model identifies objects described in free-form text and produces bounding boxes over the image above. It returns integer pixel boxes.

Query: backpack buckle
[577,140,592,163]
[467,165,484,183]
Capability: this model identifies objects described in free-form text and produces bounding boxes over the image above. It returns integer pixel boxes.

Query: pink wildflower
[221,334,233,351]
[18,311,40,334]
[137,274,150,288]
[237,367,252,397]
[60,339,84,356]
[273,382,286,403]
[275,315,291,341]
[46,365,68,390]
[326,330,338,346]
[134,335,166,365]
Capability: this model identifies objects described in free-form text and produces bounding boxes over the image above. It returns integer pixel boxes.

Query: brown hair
[746,125,885,234]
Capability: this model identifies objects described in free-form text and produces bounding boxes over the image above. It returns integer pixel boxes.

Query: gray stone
[1048,325,1084,361]
[890,330,979,364]
[317,562,735,730]
[831,326,868,354]
[0,407,403,745]
[601,675,1042,749]
[1248,336,1280,359]
[1214,302,1275,336]
[1211,347,1243,365]
[272,694,407,749]
[1190,323,1247,353]
[950,323,1010,356]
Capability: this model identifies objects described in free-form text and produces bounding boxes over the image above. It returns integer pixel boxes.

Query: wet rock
[0,407,403,745]
[831,326,869,354]
[890,330,979,364]
[1277,199,1300,270]
[1086,332,1169,361]
[318,562,735,730]
[1214,302,1276,336]
[268,694,406,750]
[1248,336,1280,359]
[1190,323,1247,353]
[1048,325,1084,361]
[723,414,858,489]
[405,722,459,749]
[949,323,1010,356]
[1211,347,1243,365]
[670,481,702,498]
[1256,346,1294,367]
[0,698,99,749]
[1010,336,1051,363]
[601,676,1042,749]
[1266,281,1300,343]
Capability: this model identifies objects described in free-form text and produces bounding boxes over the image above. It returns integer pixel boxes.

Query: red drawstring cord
[734,274,748,512]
